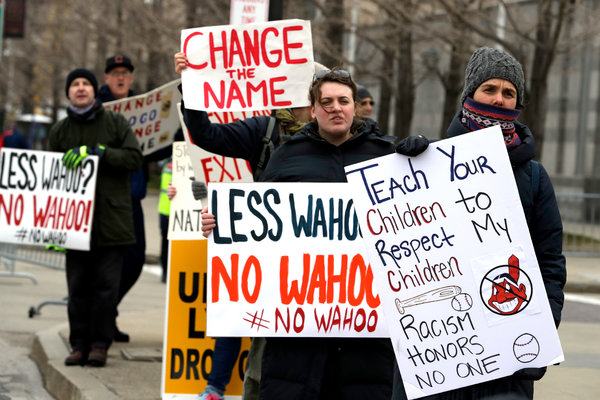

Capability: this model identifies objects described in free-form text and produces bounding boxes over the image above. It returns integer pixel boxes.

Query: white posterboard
[230,0,269,24]
[181,19,313,112]
[344,126,564,399]
[167,141,204,240]
[0,148,98,250]
[206,182,389,338]
[176,104,259,185]
[103,79,181,155]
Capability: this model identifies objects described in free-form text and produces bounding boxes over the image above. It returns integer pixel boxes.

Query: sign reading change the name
[344,126,563,399]
[206,182,388,338]
[181,19,314,112]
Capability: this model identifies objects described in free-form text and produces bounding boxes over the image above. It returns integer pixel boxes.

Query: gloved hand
[512,366,547,381]
[190,177,208,201]
[395,135,429,157]
[62,145,106,169]
[46,244,67,254]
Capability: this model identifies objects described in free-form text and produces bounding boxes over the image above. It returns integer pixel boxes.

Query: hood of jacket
[446,111,535,167]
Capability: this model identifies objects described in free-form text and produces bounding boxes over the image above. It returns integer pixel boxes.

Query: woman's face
[311,82,355,145]
[473,78,518,109]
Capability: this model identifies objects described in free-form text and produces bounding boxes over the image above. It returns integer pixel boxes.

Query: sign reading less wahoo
[206,182,389,338]
[0,148,98,250]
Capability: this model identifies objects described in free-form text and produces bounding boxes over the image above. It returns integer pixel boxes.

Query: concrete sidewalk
[11,190,600,399]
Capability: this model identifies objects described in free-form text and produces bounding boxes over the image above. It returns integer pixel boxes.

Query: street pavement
[1,189,600,400]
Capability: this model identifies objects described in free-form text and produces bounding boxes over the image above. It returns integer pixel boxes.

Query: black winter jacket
[257,121,397,400]
[447,112,566,327]
[182,103,383,179]
[259,120,393,183]
[49,104,143,247]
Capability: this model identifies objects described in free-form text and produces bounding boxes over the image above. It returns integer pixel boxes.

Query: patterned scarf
[462,97,521,149]
[275,108,308,136]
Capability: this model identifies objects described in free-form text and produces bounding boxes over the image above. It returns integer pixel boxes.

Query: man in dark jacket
[394,47,566,400]
[50,68,143,367]
[97,54,146,342]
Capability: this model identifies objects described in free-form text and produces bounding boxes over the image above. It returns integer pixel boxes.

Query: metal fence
[0,242,67,317]
[556,193,600,256]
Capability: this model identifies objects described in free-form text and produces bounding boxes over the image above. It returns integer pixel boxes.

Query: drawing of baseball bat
[395,286,462,314]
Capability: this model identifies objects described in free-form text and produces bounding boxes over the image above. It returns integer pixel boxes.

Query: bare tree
[436,0,577,159]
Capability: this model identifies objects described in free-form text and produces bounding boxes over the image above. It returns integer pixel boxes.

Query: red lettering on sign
[182,24,307,71]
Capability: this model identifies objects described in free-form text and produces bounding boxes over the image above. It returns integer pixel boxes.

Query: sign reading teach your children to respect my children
[345,126,564,399]
[180,19,314,112]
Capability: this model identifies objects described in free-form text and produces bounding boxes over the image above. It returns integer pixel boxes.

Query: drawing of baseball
[451,293,473,312]
[513,333,540,363]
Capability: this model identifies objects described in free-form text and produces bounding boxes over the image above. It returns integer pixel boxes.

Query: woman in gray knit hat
[394,46,566,400]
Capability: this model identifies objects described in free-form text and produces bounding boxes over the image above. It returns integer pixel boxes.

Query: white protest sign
[344,126,563,399]
[0,148,98,250]
[181,19,313,112]
[176,103,260,184]
[168,141,204,240]
[103,79,181,155]
[230,0,269,24]
[206,182,389,338]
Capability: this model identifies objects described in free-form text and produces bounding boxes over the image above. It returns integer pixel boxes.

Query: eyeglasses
[108,70,132,78]
[360,100,375,106]
[313,69,351,82]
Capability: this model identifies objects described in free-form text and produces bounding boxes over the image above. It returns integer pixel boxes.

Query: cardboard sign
[176,105,261,186]
[230,0,269,24]
[344,126,564,399]
[181,19,313,112]
[103,79,181,155]
[168,142,204,240]
[206,182,389,338]
[0,148,98,250]
[161,239,251,399]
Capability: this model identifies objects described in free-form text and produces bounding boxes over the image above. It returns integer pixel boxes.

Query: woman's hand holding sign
[174,52,188,76]
[200,206,216,238]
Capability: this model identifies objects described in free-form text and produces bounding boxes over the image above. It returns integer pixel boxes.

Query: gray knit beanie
[460,47,525,108]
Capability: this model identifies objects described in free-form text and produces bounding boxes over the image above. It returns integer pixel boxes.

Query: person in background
[96,53,142,343]
[0,124,31,149]
[356,84,375,119]
[49,68,142,367]
[393,46,566,400]
[174,52,331,400]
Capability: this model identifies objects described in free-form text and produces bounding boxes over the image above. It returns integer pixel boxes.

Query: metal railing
[0,242,67,317]
[556,193,600,256]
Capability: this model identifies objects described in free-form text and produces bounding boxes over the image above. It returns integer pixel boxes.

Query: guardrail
[0,242,67,317]
[556,193,600,256]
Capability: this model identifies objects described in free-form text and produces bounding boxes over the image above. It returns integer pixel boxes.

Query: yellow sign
[162,239,251,397]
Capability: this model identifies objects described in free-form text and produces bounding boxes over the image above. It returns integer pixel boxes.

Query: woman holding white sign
[395,47,566,400]
[247,69,398,399]
[199,69,399,398]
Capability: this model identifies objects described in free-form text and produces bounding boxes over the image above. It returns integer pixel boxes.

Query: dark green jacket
[49,102,143,247]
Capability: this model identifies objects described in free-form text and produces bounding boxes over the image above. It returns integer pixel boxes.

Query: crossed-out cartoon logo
[479,255,532,316]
